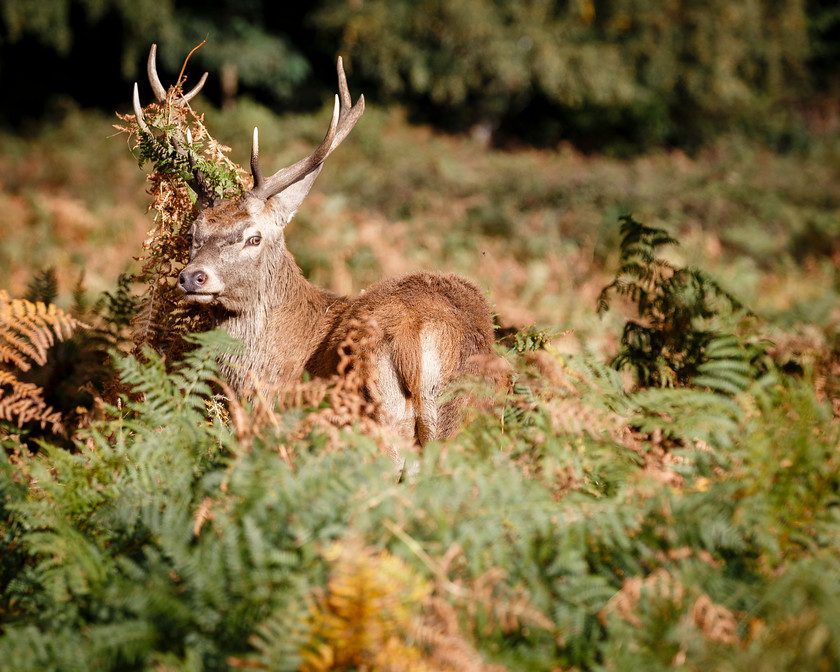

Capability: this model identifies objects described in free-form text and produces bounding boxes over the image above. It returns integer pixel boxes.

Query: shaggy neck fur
[214,245,348,393]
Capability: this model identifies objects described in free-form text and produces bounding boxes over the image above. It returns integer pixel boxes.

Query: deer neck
[214,248,347,392]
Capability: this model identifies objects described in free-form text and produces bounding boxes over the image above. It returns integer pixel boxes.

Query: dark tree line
[2,0,838,150]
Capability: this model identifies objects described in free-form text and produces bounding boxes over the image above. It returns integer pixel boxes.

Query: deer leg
[413,331,445,444]
[436,397,466,440]
[374,351,416,439]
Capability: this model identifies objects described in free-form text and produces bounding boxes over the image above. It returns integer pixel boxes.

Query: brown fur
[183,206,496,443]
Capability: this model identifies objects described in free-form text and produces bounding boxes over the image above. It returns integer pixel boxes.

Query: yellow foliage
[0,290,84,369]
[300,537,514,672]
[301,538,435,672]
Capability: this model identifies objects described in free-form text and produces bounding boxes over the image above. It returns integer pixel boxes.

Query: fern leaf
[632,387,742,455]
[0,290,87,433]
[25,268,59,305]
[0,290,87,368]
[693,360,752,396]
[693,334,755,395]
[301,537,432,672]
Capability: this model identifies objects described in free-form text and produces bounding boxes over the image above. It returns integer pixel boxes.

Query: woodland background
[1,1,840,670]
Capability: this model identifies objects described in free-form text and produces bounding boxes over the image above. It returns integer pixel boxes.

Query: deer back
[307,271,496,441]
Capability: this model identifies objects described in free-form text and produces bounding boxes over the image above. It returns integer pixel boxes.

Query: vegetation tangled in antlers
[114,43,246,358]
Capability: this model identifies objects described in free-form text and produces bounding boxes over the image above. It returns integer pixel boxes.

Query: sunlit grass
[1,101,838,359]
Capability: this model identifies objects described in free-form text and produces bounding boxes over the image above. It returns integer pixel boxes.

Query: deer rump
[304,272,496,443]
[132,44,499,444]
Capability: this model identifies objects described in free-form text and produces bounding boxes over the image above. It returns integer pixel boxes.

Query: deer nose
[179,269,208,293]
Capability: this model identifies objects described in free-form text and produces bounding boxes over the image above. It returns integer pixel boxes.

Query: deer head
[132,45,365,313]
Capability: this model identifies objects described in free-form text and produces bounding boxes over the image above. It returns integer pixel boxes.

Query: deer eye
[246,235,262,247]
[185,233,194,246]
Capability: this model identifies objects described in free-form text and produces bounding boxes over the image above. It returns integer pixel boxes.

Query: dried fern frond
[0,290,87,371]
[600,568,743,652]
[222,314,409,466]
[0,369,62,433]
[0,290,87,433]
[305,315,383,431]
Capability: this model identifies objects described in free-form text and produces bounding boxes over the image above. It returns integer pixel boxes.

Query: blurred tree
[0,0,830,149]
[0,0,311,123]
[312,0,812,149]
[807,0,840,91]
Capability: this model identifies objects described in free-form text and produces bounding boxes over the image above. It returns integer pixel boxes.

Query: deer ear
[265,164,325,227]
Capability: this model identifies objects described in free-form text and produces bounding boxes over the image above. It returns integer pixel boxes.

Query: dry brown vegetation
[3,103,838,366]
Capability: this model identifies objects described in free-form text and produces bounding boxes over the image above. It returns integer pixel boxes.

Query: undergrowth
[1,213,839,670]
[1,52,838,667]
[597,214,766,392]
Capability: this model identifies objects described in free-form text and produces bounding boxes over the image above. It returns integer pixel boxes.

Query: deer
[132,45,498,444]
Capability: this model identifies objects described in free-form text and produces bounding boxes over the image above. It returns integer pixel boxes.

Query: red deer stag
[132,45,497,443]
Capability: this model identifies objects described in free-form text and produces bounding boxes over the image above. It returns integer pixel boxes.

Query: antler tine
[249,57,364,201]
[147,43,209,105]
[135,44,209,133]
[250,96,340,197]
[181,71,209,104]
[332,56,365,150]
[337,56,352,108]
[132,82,152,135]
[251,127,265,189]
[147,44,168,102]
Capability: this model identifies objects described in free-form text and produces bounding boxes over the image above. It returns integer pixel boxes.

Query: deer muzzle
[178,266,224,303]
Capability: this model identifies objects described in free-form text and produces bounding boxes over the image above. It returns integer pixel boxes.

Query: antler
[249,56,365,201]
[132,46,364,209]
[132,44,208,134]
[132,44,219,209]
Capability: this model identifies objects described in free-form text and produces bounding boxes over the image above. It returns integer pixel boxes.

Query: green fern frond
[25,268,59,306]
[241,606,310,672]
[598,215,760,391]
[631,386,743,456]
